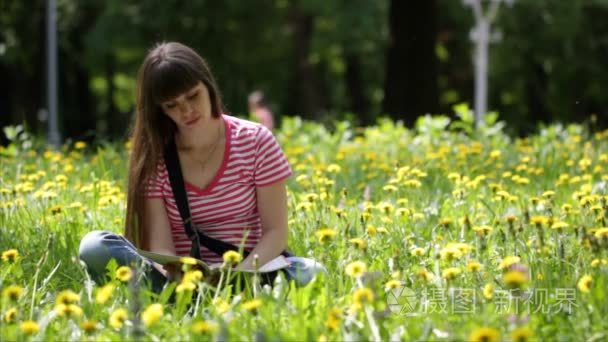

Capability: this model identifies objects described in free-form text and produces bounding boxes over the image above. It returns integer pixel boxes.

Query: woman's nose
[178,101,192,115]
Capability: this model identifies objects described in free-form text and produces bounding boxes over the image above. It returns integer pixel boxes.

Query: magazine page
[138,250,290,273]
[137,249,210,271]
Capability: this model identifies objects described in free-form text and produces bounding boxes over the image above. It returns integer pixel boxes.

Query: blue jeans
[79,231,327,290]
[78,230,167,292]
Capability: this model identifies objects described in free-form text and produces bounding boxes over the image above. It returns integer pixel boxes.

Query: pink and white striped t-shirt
[144,114,292,264]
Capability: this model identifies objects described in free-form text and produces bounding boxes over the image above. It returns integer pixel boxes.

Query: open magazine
[137,249,290,273]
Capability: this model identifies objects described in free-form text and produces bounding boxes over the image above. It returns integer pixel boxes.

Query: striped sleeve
[253,125,292,186]
[143,162,167,199]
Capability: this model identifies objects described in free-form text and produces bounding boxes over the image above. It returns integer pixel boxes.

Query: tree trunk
[104,53,119,138]
[286,4,324,120]
[344,53,372,126]
[61,4,100,141]
[383,0,439,126]
[0,63,13,145]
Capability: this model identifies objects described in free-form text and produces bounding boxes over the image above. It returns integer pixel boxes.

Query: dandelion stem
[29,235,52,320]
[213,265,227,302]
[357,278,381,341]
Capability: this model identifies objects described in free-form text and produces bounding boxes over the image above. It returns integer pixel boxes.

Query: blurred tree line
[1,0,607,143]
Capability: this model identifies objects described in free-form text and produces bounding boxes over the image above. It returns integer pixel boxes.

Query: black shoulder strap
[164,140,248,258]
[164,139,202,259]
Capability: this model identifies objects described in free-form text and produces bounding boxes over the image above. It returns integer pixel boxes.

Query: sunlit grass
[1,115,607,340]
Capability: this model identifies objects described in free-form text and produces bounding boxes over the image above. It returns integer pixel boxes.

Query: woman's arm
[238,180,289,270]
[143,197,179,278]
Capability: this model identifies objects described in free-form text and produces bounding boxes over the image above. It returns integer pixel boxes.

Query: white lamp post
[47,0,61,147]
[463,0,514,126]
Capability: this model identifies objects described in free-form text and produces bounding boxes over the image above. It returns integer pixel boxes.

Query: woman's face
[160,81,212,130]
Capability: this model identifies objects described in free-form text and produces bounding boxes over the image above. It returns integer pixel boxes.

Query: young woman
[79,42,320,288]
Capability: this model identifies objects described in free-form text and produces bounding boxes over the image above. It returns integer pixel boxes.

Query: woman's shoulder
[148,158,169,180]
[224,114,266,141]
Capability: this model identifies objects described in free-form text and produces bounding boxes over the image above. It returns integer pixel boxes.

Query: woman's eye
[164,103,176,109]
[187,91,199,100]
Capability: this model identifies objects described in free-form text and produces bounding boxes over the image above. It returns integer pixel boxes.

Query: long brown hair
[125,42,225,248]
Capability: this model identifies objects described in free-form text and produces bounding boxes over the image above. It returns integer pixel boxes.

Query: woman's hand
[152,261,183,282]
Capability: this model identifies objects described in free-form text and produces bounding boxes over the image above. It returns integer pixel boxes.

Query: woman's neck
[176,116,223,151]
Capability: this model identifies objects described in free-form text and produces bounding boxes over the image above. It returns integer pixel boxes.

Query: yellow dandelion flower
[327,164,341,173]
[222,250,242,264]
[242,299,263,312]
[109,308,128,329]
[349,238,367,250]
[417,269,434,282]
[590,204,603,214]
[541,190,555,199]
[315,228,338,243]
[442,267,461,280]
[1,249,19,263]
[54,303,83,318]
[67,201,83,209]
[594,227,608,239]
[376,227,389,234]
[366,225,377,236]
[384,279,401,291]
[410,247,426,257]
[551,221,569,230]
[3,307,18,323]
[469,327,500,342]
[80,320,98,334]
[183,270,204,284]
[489,150,501,159]
[325,307,342,331]
[467,261,482,272]
[529,196,541,206]
[510,326,533,342]
[74,141,87,150]
[530,216,547,227]
[446,242,474,254]
[503,270,528,288]
[440,246,463,261]
[2,285,23,301]
[49,205,63,215]
[176,281,197,293]
[352,287,374,309]
[591,258,608,267]
[577,275,592,293]
[95,283,115,304]
[142,303,163,327]
[403,179,422,188]
[345,261,367,278]
[192,320,219,334]
[382,184,398,192]
[115,266,132,282]
[213,298,231,314]
[180,256,198,265]
[20,320,40,335]
[56,290,80,305]
[473,225,493,236]
[483,283,494,299]
[377,202,394,214]
[439,218,452,227]
[447,172,461,181]
[498,256,521,270]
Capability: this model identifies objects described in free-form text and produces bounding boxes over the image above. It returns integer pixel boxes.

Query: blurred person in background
[248,90,274,130]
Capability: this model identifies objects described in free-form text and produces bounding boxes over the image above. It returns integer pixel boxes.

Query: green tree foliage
[491,0,608,133]
[1,0,607,141]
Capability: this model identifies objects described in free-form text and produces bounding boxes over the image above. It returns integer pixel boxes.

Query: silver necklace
[190,123,222,172]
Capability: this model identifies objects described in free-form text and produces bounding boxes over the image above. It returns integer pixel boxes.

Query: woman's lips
[185,116,200,126]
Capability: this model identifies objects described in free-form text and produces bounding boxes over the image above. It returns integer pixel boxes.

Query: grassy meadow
[1,113,607,341]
